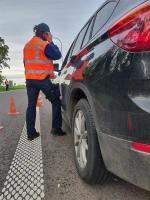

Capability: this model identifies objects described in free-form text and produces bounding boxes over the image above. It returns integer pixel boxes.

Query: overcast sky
[0,0,105,84]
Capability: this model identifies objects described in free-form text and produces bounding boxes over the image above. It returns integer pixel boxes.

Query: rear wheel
[72,99,110,184]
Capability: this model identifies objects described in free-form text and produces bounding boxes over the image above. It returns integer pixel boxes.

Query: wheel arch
[68,82,97,130]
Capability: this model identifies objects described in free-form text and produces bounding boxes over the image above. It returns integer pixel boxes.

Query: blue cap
[36,23,50,33]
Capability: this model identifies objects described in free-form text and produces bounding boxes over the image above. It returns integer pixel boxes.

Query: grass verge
[0,85,26,92]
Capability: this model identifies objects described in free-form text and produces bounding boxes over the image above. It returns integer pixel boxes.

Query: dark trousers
[6,85,9,91]
[26,77,62,137]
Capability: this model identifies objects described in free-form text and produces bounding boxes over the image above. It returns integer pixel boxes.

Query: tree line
[0,37,10,84]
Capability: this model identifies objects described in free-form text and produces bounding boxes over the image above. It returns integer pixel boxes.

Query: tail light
[109,1,150,52]
[132,142,150,153]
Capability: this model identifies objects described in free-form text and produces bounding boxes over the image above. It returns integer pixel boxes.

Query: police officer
[23,23,66,140]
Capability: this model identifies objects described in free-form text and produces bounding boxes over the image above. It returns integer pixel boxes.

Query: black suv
[57,0,150,191]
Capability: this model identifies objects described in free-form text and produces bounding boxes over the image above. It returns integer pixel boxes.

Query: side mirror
[54,63,60,72]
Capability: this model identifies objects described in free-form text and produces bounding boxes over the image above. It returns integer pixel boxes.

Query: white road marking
[0,108,45,200]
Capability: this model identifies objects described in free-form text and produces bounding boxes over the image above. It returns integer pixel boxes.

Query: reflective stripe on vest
[36,41,43,59]
[25,69,53,74]
[24,60,52,64]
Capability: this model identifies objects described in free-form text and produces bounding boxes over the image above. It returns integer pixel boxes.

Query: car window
[81,17,94,48]
[61,41,75,69]
[92,1,116,37]
[71,23,89,56]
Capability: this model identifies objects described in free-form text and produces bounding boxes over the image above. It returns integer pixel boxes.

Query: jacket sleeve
[44,42,62,60]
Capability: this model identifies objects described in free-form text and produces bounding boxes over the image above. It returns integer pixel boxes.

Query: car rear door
[59,20,92,111]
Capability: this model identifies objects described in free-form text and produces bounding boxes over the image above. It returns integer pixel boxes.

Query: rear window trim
[71,20,91,56]
[81,16,95,49]
[67,0,119,58]
[91,0,118,39]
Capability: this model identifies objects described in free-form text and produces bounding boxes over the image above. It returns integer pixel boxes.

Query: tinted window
[92,2,116,37]
[82,17,94,47]
[72,23,89,55]
[68,41,76,60]
[61,41,75,68]
[112,0,146,21]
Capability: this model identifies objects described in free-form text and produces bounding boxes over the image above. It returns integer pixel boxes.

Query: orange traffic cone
[8,96,20,115]
[36,93,43,108]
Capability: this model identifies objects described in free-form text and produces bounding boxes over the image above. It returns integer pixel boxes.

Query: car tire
[72,98,110,184]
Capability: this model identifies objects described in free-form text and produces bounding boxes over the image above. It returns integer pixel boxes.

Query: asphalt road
[0,90,150,200]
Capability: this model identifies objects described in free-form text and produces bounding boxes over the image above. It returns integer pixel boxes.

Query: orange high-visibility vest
[23,36,54,80]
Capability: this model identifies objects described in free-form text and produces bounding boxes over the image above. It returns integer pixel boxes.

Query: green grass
[0,85,26,92]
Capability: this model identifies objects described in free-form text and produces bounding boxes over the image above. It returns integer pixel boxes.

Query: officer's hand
[44,32,52,43]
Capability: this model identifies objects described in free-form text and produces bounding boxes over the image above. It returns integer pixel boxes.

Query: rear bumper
[98,132,150,191]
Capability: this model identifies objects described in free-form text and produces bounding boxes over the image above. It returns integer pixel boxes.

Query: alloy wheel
[74,110,88,169]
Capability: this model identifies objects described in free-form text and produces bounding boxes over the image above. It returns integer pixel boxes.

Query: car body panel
[58,0,150,190]
[98,131,150,191]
